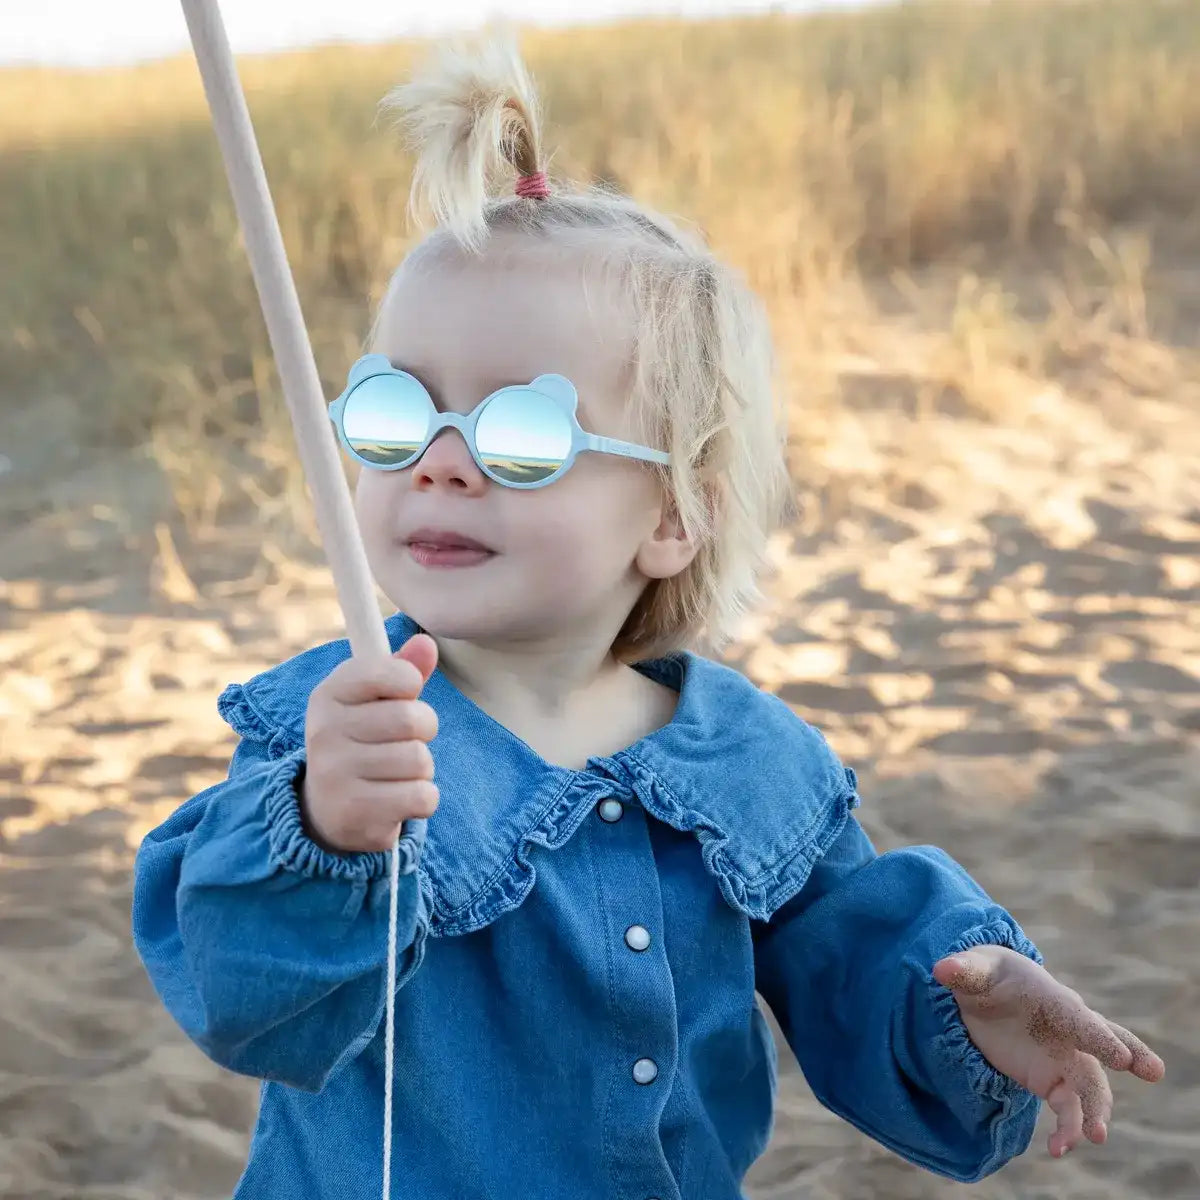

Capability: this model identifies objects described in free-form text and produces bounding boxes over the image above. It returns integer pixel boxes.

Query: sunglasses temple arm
[582,433,671,466]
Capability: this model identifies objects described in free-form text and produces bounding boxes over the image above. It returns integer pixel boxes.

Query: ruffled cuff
[263,750,424,881]
[928,918,1044,1104]
[885,913,1043,1181]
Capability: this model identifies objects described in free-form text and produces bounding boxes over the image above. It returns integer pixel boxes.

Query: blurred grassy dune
[1,0,1197,546]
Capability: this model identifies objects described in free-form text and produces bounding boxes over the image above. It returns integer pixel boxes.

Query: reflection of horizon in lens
[484,454,563,483]
[351,439,420,465]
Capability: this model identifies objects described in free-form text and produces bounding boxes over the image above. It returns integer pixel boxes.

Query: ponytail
[378,36,547,252]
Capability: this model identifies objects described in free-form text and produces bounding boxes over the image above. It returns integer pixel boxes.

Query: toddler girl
[133,38,1163,1200]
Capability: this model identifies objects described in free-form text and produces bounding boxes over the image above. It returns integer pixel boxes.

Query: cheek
[513,469,660,560]
[583,464,664,534]
[353,472,397,545]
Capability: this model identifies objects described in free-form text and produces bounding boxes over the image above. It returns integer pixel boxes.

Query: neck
[432,624,628,724]
[421,617,680,771]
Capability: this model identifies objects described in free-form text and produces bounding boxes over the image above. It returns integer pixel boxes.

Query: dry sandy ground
[1,374,1197,1199]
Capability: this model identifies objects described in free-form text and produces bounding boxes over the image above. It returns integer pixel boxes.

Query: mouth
[403,527,496,569]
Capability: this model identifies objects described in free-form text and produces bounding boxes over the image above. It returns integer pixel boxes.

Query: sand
[1,370,1197,1198]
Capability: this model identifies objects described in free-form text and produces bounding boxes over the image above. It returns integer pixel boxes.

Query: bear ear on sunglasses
[328,353,670,490]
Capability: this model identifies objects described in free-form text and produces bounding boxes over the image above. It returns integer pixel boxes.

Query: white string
[383,839,399,1200]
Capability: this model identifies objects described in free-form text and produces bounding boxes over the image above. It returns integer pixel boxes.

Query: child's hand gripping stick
[302,634,441,853]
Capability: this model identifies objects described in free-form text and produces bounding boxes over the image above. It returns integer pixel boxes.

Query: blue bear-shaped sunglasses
[329,354,670,488]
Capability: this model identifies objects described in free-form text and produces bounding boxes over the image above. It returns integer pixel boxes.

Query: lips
[402,527,496,568]
[404,527,494,553]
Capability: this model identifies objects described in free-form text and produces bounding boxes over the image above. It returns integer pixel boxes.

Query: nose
[411,428,489,494]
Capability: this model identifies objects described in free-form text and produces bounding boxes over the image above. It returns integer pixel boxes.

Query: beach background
[1,1,1198,1196]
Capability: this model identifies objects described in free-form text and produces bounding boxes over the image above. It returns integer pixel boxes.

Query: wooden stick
[180,7,419,1195]
[179,0,388,662]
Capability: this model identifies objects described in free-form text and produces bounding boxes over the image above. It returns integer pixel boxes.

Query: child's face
[356,237,694,654]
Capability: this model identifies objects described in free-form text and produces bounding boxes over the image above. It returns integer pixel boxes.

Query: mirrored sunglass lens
[475,390,571,484]
[341,375,429,466]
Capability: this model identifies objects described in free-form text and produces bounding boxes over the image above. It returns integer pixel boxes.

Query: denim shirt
[132,611,1041,1199]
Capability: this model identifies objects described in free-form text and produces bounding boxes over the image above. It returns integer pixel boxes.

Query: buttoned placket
[591,790,680,1200]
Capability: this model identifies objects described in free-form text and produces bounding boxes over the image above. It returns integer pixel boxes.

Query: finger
[357,778,440,822]
[1025,994,1128,1072]
[1063,1006,1133,1073]
[1106,1021,1166,1082]
[353,740,435,783]
[344,699,438,745]
[931,953,994,998]
[393,633,438,684]
[345,780,441,845]
[331,658,425,704]
[1069,1055,1113,1144]
[360,778,439,820]
[1045,1078,1084,1158]
[387,779,440,824]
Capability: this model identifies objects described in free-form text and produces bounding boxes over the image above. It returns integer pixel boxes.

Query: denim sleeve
[752,814,1042,1182]
[131,736,429,1093]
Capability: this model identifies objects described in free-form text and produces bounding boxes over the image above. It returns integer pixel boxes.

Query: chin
[394,596,518,642]
[414,600,586,650]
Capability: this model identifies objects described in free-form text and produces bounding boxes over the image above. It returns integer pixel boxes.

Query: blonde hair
[372,35,791,662]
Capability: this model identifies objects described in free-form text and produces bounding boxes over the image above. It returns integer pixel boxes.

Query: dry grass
[0,0,1196,548]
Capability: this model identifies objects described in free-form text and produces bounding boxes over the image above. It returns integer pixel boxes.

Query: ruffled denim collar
[217,612,858,934]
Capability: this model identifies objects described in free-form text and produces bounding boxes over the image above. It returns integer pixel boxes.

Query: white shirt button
[597,799,624,823]
[624,924,651,951]
[632,1057,658,1085]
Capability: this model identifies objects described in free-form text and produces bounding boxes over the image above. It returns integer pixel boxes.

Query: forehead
[372,236,635,402]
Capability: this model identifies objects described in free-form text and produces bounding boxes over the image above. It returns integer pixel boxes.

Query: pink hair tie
[515,171,550,199]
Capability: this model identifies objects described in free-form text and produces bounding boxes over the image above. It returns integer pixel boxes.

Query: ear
[635,497,697,581]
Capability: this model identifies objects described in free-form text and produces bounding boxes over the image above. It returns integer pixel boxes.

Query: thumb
[932,952,993,997]
[393,632,438,687]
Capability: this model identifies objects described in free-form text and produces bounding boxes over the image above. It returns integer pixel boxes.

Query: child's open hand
[933,945,1165,1158]
[301,633,440,853]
